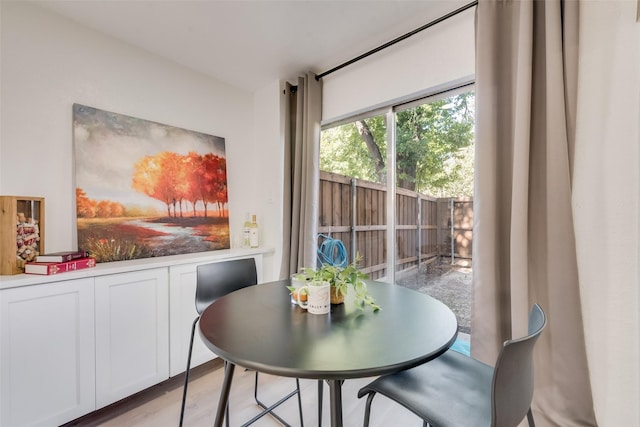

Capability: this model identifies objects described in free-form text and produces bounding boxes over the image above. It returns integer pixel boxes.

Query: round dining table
[198,279,458,427]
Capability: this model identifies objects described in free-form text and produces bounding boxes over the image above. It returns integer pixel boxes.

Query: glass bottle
[249,214,259,248]
[242,213,252,248]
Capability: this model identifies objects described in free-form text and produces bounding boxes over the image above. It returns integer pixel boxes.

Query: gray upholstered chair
[179,258,304,426]
[358,304,546,427]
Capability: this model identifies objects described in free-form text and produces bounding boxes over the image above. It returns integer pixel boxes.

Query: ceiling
[33,0,469,92]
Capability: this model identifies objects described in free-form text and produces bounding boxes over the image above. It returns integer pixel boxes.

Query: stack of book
[24,250,96,275]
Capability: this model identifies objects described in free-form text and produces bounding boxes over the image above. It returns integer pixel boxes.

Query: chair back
[491,304,546,427]
[195,258,258,314]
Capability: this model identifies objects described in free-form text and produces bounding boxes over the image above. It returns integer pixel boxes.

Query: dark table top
[198,279,458,380]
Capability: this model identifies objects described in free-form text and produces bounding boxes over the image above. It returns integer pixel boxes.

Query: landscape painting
[73,104,229,263]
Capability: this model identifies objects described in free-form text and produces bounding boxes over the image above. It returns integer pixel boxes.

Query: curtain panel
[571,1,640,425]
[473,0,597,425]
[280,73,322,278]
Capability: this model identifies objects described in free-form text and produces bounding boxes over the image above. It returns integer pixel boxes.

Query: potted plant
[289,256,380,311]
[289,272,310,304]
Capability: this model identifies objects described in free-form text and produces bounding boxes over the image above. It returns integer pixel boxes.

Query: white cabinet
[95,268,169,408]
[168,255,263,376]
[0,249,270,425]
[0,278,95,427]
[168,263,215,376]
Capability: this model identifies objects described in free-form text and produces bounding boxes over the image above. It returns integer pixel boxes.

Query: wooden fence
[318,171,473,279]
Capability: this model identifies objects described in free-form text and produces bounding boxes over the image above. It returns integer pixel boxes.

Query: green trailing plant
[288,255,380,311]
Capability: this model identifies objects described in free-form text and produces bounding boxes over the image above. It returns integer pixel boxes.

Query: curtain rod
[315,0,478,81]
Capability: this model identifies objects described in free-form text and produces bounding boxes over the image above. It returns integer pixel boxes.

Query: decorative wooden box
[0,196,45,275]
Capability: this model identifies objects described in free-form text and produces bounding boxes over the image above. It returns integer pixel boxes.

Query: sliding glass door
[318,112,388,279]
[394,90,475,280]
[319,86,474,284]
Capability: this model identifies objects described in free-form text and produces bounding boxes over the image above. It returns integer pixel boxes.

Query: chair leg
[252,371,301,426]
[179,317,199,427]
[527,408,535,427]
[362,392,376,427]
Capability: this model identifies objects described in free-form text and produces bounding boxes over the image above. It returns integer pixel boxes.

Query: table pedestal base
[214,363,234,427]
[214,366,347,427]
[328,379,344,426]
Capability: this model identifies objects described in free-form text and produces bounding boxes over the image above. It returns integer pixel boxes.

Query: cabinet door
[0,278,95,427]
[168,255,263,377]
[95,268,169,408]
[168,263,216,377]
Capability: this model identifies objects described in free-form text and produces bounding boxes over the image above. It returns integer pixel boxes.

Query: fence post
[417,194,422,270]
[351,178,357,263]
[450,198,455,265]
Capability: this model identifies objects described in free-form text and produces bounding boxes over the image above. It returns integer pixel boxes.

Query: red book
[25,257,97,275]
[36,250,89,263]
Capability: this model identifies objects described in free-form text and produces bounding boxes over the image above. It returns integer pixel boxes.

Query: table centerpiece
[289,256,380,311]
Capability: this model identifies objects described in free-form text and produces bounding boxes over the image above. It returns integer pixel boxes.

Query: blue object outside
[317,234,348,268]
[450,338,470,356]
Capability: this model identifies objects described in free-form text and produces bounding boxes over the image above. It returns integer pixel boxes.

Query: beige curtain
[473,0,596,425]
[280,73,322,278]
[571,1,640,425]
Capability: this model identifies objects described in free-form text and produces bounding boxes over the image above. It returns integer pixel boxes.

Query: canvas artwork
[73,104,229,263]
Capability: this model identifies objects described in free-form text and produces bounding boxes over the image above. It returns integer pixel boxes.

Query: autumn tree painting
[73,104,230,263]
[76,188,127,219]
[131,151,227,218]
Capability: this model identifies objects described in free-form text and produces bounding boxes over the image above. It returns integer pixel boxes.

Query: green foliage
[320,91,475,197]
[320,117,387,183]
[289,256,380,311]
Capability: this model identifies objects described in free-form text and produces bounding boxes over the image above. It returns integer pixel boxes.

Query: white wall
[321,7,475,123]
[0,2,264,268]
[251,80,287,280]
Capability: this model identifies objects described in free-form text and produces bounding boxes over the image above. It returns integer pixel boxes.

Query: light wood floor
[63,358,423,427]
